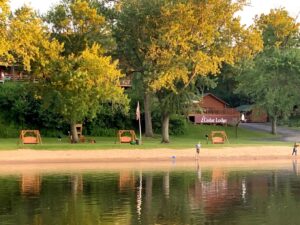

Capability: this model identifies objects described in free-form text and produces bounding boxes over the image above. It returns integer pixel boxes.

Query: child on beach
[292,143,298,156]
[195,142,201,159]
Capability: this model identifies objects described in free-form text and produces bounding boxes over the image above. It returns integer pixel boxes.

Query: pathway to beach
[240,123,300,142]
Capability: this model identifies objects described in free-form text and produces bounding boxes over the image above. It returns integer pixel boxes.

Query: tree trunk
[161,112,170,143]
[271,117,277,135]
[12,66,15,81]
[70,123,79,143]
[144,92,154,137]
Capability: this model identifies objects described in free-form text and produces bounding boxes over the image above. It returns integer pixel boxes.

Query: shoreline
[0,146,298,173]
[0,146,297,163]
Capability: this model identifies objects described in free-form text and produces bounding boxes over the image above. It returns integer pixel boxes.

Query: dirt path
[240,123,300,142]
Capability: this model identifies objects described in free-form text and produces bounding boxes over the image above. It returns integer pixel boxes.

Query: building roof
[203,93,229,106]
[236,104,253,112]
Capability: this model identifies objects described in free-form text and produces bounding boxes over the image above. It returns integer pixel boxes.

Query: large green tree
[45,0,114,55]
[116,0,262,142]
[235,9,300,134]
[145,0,262,142]
[41,0,128,142]
[114,0,166,137]
[37,45,128,142]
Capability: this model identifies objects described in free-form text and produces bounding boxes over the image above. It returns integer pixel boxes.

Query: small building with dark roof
[236,104,268,123]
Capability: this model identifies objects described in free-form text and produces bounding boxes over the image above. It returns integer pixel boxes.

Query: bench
[120,136,132,143]
[212,136,225,144]
[117,130,136,144]
[210,131,228,144]
[20,130,42,144]
[22,136,38,144]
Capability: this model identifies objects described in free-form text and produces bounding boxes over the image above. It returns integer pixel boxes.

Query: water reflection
[71,175,83,195]
[293,159,298,175]
[21,173,41,196]
[163,172,170,199]
[136,171,143,222]
[0,162,300,224]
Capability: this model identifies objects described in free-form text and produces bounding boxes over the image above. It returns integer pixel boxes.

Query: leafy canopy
[236,48,300,119]
[9,6,63,71]
[45,0,113,55]
[254,8,300,49]
[39,44,128,124]
[0,2,61,72]
[0,0,11,63]
[235,9,300,127]
[146,0,263,92]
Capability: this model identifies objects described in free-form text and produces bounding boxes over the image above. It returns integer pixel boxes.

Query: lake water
[0,161,300,225]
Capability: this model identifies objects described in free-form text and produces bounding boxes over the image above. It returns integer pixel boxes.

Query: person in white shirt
[195,141,201,160]
[0,72,4,84]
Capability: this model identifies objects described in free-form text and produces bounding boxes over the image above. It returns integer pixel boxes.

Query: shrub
[169,115,187,135]
[0,123,19,138]
[89,127,116,137]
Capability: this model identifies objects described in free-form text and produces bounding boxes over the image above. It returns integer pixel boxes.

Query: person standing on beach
[292,143,298,156]
[195,142,201,160]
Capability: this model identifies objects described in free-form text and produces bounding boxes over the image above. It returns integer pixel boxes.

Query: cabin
[236,105,268,123]
[0,65,30,82]
[188,93,240,125]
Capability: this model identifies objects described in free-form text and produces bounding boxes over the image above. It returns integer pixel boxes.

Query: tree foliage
[236,49,300,118]
[146,0,262,92]
[0,2,61,73]
[0,0,11,63]
[235,9,300,134]
[114,0,167,137]
[38,0,129,142]
[12,6,65,73]
[116,0,263,142]
[38,44,128,142]
[254,8,300,49]
[45,0,113,55]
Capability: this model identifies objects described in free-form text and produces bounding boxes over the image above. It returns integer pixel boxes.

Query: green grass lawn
[0,124,290,150]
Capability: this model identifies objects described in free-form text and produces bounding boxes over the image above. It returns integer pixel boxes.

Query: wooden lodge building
[0,65,133,88]
[188,93,240,125]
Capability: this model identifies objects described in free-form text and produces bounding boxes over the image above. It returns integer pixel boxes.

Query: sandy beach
[0,146,295,163]
[0,146,297,173]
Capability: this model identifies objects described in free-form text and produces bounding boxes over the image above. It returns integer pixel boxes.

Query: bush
[84,104,132,137]
[89,127,116,137]
[279,116,300,128]
[169,115,187,135]
[40,129,65,138]
[0,84,131,137]
[0,123,19,138]
[0,83,67,137]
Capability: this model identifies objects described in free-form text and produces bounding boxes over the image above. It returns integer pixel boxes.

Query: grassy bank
[0,124,289,150]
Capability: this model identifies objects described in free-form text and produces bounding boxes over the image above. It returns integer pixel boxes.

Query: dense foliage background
[0,1,299,140]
